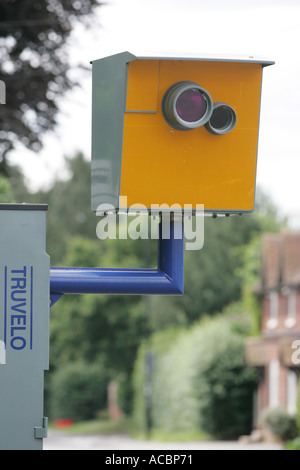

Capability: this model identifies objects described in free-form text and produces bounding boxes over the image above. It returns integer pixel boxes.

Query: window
[287,370,298,415]
[267,291,278,329]
[285,290,296,328]
[269,359,279,408]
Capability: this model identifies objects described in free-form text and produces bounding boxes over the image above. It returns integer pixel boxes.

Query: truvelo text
[3,266,33,352]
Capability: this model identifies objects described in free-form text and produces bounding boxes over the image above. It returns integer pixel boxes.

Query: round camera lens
[205,103,237,135]
[161,81,213,131]
[175,89,207,123]
[210,106,231,130]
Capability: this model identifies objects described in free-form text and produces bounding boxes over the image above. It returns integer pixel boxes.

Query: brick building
[245,232,300,426]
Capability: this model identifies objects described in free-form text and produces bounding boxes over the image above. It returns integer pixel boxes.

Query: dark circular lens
[161,81,213,131]
[205,102,237,135]
[210,106,231,129]
[175,89,207,123]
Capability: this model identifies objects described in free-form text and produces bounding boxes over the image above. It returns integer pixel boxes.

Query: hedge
[133,314,258,439]
[50,361,109,422]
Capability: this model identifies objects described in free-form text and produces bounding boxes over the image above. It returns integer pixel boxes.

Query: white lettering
[96,200,205,251]
[184,205,204,251]
[96,213,117,240]
[291,340,300,365]
[128,213,148,240]
[105,454,139,467]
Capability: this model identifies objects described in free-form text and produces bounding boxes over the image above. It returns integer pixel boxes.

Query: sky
[8,0,300,226]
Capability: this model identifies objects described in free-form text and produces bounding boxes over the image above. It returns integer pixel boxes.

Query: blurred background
[1,0,300,449]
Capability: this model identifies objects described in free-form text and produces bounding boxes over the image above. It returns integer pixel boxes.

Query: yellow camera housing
[91,52,274,214]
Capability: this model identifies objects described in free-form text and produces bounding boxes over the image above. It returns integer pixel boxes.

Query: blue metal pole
[50,221,184,305]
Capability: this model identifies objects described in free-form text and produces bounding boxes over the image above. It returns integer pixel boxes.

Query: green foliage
[0,175,13,202]
[50,361,109,422]
[192,319,258,439]
[133,314,258,439]
[285,437,300,450]
[261,407,298,442]
[254,187,288,233]
[132,328,182,432]
[235,236,263,335]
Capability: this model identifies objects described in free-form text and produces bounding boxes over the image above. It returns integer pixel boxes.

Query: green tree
[0,0,101,169]
[50,361,109,421]
[193,319,258,439]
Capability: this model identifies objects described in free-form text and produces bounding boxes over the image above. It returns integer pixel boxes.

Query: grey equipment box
[0,204,49,450]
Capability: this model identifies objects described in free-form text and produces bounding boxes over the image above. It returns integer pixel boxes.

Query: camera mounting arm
[50,221,184,307]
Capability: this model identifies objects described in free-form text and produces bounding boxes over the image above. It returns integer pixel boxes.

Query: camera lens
[176,88,208,123]
[205,103,237,135]
[162,81,213,131]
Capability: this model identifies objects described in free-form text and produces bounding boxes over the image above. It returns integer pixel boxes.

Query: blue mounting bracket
[50,221,184,307]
